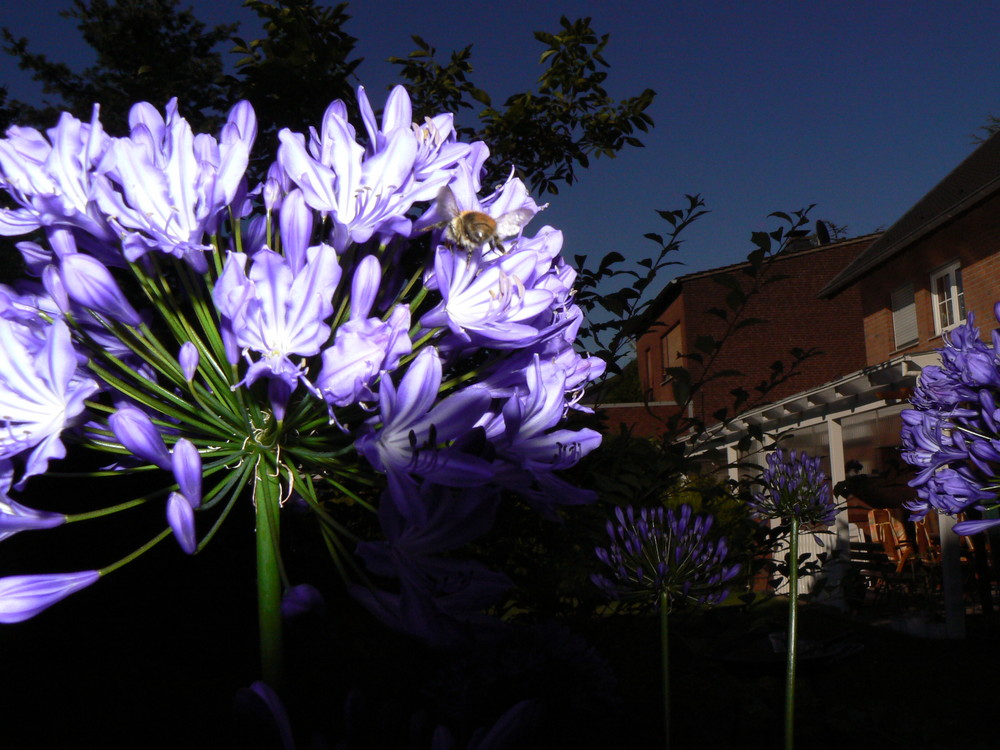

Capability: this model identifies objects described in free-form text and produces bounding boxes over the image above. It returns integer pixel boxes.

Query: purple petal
[280,583,325,619]
[391,346,442,426]
[166,492,196,554]
[0,570,100,623]
[246,682,296,750]
[953,518,1000,536]
[109,405,171,469]
[171,438,202,507]
[277,188,312,274]
[179,341,199,382]
[61,253,142,326]
[0,502,64,540]
[349,254,381,321]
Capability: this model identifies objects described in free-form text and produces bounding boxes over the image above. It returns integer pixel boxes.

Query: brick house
[690,131,1000,623]
[689,130,1000,490]
[601,234,874,437]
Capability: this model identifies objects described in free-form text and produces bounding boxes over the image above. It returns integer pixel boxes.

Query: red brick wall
[859,193,1000,363]
[688,239,869,425]
[634,237,872,429]
[599,403,686,438]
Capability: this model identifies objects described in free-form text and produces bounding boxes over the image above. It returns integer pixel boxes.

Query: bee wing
[435,185,461,220]
[421,185,462,232]
[493,208,535,240]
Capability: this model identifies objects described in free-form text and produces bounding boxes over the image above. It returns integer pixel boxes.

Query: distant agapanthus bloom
[592,504,740,609]
[0,83,604,652]
[901,309,1000,534]
[749,449,836,527]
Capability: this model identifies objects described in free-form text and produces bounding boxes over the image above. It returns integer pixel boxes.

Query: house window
[890,282,918,349]
[660,333,670,381]
[930,261,966,334]
[644,347,653,391]
[660,324,683,384]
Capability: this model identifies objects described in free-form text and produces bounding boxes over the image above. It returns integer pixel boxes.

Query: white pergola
[691,351,967,637]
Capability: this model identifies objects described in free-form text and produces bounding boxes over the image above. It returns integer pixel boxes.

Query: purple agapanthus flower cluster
[592,504,740,609]
[0,84,604,630]
[901,309,1000,535]
[749,449,836,527]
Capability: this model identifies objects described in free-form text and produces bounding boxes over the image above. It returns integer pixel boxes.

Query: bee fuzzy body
[432,187,534,260]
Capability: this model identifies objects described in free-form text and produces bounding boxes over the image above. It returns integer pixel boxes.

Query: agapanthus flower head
[0,82,604,649]
[749,449,836,526]
[901,308,1000,535]
[592,504,740,609]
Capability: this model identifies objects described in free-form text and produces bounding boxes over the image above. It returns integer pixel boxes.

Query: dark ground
[3,556,998,750]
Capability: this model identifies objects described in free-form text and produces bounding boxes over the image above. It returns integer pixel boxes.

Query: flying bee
[428,185,535,260]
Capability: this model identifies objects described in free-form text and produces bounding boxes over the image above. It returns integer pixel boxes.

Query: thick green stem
[784,518,799,750]
[660,590,671,750]
[254,455,284,688]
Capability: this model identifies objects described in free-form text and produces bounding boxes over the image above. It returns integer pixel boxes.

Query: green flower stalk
[593,504,740,749]
[751,449,834,750]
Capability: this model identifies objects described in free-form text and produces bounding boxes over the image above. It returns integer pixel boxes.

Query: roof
[638,233,878,331]
[819,130,1000,298]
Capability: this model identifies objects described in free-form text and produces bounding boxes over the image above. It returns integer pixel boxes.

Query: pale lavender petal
[380,85,413,134]
[179,342,199,382]
[108,405,171,469]
[171,438,202,507]
[0,570,100,623]
[166,491,196,554]
[60,254,142,327]
[276,129,339,211]
[278,189,312,273]
[41,265,70,315]
[357,85,380,150]
[128,101,165,143]
[391,346,442,427]
[0,457,65,542]
[0,319,98,486]
[349,254,381,321]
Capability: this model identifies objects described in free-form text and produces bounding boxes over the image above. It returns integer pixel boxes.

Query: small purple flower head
[749,449,836,526]
[592,504,740,610]
[0,570,100,623]
[901,308,1000,534]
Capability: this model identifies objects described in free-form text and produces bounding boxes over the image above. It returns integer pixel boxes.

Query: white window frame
[930,261,966,335]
